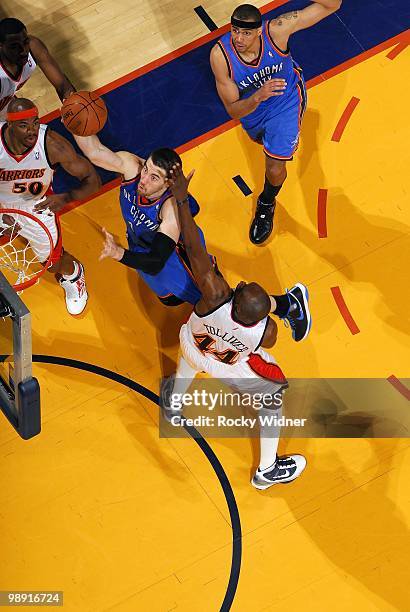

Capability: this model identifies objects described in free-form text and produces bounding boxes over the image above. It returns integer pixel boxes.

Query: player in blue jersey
[210,1,341,244]
[75,134,213,305]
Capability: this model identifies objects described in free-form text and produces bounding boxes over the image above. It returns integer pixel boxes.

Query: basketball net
[0,208,54,292]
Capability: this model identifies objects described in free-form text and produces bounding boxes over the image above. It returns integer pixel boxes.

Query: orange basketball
[61,91,107,136]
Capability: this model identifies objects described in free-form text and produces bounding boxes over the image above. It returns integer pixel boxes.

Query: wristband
[176,196,190,207]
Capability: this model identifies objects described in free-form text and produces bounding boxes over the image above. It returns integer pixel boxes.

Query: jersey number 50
[12,181,44,196]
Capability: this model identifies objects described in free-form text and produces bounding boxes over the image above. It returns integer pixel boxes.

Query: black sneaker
[159,375,183,424]
[249,199,275,244]
[252,454,307,490]
[281,283,312,342]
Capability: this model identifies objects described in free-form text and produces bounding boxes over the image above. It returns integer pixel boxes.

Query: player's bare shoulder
[210,43,228,78]
[28,34,47,57]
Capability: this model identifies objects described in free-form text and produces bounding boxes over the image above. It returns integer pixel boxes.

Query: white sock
[258,406,282,471]
[62,261,80,281]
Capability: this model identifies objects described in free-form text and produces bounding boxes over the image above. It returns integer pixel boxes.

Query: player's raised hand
[254,78,287,103]
[99,228,125,261]
[168,164,195,203]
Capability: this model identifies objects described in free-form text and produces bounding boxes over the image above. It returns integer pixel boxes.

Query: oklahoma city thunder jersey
[218,21,303,120]
[119,177,205,304]
[0,123,53,205]
[0,53,37,116]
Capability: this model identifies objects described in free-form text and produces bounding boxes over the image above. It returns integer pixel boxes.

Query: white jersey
[0,122,54,207]
[187,293,268,366]
[0,53,37,115]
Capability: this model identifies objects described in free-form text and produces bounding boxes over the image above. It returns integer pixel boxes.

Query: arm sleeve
[119,232,176,275]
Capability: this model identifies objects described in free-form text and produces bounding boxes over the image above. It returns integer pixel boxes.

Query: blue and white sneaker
[252,454,307,490]
[159,375,183,425]
[281,283,312,342]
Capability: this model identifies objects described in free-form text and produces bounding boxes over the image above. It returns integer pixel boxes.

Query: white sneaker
[251,454,307,490]
[59,263,88,315]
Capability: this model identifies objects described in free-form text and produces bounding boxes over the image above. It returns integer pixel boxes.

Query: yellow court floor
[1,26,410,612]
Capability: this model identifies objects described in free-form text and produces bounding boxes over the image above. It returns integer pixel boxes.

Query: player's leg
[250,157,287,245]
[20,208,88,315]
[243,353,307,490]
[160,324,202,423]
[270,283,312,342]
[50,250,88,316]
[250,97,305,245]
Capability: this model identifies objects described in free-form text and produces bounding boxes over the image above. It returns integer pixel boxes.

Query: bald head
[6,97,39,150]
[233,282,271,325]
[7,98,37,114]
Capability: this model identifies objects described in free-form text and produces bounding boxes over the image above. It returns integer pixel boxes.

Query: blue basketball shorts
[241,81,307,161]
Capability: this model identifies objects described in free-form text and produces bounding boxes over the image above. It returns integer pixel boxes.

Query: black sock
[259,176,283,205]
[271,294,290,318]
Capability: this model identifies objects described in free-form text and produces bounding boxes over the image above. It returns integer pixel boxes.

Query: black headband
[231,16,262,30]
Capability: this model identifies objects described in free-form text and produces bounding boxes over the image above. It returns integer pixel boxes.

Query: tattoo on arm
[276,10,298,26]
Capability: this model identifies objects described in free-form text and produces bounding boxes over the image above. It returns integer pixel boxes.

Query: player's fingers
[186,169,195,182]
[102,227,114,240]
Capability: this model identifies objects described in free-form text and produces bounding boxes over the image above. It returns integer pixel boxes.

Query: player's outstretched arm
[29,36,76,102]
[74,134,143,181]
[34,130,101,213]
[168,164,231,311]
[210,45,286,120]
[99,200,178,274]
[269,1,342,46]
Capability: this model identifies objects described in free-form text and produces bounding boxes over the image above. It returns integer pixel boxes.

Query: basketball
[61,91,107,136]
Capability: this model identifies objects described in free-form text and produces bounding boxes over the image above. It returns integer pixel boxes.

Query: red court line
[40,0,288,124]
[59,177,121,216]
[317,188,328,238]
[331,96,360,142]
[386,41,408,60]
[54,28,409,218]
[387,375,410,401]
[331,286,360,335]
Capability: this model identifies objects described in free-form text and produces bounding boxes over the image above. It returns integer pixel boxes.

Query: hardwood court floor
[0,1,409,611]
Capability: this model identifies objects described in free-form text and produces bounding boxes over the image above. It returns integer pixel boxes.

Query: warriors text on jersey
[0,122,54,205]
[0,53,36,114]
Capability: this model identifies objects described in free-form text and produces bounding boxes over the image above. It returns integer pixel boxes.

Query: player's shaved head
[7,98,37,113]
[233,281,271,325]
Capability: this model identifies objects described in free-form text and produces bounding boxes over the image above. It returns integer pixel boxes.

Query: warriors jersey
[188,293,268,366]
[119,176,208,304]
[218,21,303,115]
[0,122,54,206]
[0,53,37,115]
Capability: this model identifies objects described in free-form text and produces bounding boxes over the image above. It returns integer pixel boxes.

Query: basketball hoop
[0,208,54,292]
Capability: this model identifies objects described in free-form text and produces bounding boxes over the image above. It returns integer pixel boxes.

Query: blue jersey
[218,21,303,122]
[119,175,205,304]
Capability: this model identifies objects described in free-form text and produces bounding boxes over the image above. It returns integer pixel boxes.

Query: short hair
[149,148,182,178]
[0,18,26,43]
[232,4,262,23]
